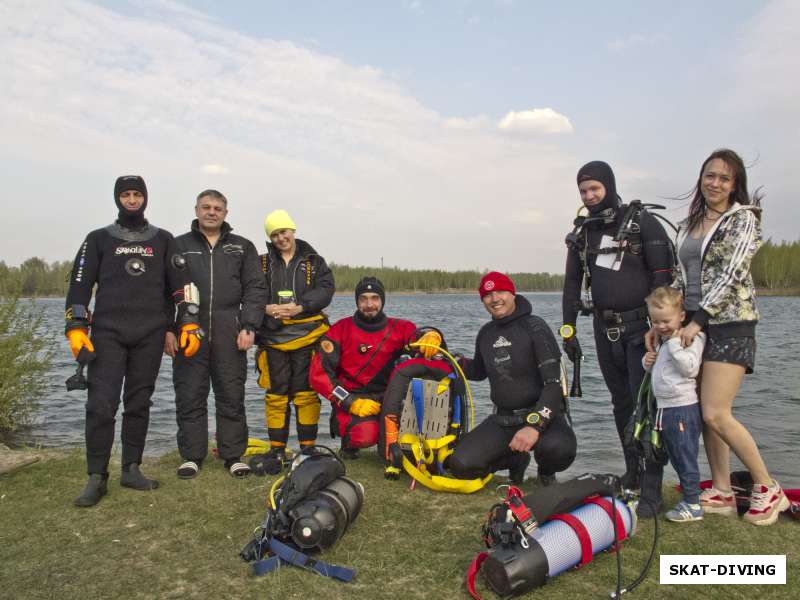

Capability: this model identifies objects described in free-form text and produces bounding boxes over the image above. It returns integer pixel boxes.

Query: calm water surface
[17,294,800,486]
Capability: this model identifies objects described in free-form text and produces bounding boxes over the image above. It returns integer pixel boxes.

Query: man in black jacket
[66,175,203,507]
[167,189,267,479]
[561,161,674,515]
[449,272,576,485]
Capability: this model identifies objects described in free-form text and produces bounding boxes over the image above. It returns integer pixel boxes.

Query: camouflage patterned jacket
[673,202,762,326]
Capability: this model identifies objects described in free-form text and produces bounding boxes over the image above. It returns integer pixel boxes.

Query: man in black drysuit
[448,272,577,485]
[65,175,202,507]
[167,189,266,479]
[561,161,673,516]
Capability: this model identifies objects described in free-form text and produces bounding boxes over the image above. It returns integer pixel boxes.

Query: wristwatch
[559,324,575,340]
[525,412,541,426]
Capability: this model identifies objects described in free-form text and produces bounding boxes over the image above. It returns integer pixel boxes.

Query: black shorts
[703,323,756,374]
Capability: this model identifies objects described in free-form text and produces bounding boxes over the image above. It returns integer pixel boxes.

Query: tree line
[2,240,799,297]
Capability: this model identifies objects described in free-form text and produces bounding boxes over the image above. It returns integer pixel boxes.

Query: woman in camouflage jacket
[663,148,789,526]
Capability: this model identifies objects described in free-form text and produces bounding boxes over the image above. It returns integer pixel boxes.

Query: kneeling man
[449,272,577,485]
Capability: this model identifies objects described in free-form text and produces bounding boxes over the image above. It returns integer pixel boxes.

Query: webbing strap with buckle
[251,537,356,582]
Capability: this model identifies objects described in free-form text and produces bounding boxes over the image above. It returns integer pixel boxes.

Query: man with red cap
[448,272,576,485]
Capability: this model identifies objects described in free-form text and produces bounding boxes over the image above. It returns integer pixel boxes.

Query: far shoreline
[18,287,800,299]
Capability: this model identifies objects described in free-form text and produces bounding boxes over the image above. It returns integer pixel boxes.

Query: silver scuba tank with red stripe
[470,473,636,597]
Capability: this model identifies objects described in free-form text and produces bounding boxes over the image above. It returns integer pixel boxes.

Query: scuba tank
[467,474,650,598]
[240,447,364,580]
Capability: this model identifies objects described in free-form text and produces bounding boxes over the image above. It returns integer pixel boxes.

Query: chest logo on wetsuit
[492,336,512,348]
[115,245,154,257]
[222,243,243,255]
[359,343,373,354]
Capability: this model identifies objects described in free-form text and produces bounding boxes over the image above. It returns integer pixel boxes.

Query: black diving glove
[563,336,582,362]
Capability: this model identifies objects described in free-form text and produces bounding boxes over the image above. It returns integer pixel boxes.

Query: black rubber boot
[636,461,664,518]
[508,452,531,485]
[537,468,557,487]
[120,463,160,491]
[341,448,360,460]
[74,473,108,507]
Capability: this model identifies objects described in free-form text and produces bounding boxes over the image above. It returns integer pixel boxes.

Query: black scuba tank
[288,476,364,550]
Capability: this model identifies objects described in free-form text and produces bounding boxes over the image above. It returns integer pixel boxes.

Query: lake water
[14,294,800,487]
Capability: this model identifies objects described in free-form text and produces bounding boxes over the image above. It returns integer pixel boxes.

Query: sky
[1,0,797,273]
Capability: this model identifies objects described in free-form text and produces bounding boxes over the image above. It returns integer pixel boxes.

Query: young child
[643,286,706,522]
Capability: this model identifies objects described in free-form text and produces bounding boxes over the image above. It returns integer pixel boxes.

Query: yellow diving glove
[180,323,204,357]
[416,330,442,359]
[349,398,381,417]
[66,329,94,360]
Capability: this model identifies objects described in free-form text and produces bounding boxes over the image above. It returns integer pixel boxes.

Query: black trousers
[592,317,648,445]
[448,413,576,480]
[173,314,248,462]
[85,326,165,474]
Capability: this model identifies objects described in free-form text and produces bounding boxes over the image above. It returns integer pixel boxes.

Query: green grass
[0,449,796,599]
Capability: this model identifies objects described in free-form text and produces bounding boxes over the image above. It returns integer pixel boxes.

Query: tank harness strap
[584,496,627,545]
[251,537,356,582]
[465,551,490,600]
[549,513,593,567]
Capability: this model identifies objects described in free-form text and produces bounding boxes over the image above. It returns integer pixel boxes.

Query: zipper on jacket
[208,244,214,342]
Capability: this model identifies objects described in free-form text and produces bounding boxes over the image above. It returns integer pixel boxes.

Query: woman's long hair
[684,148,763,232]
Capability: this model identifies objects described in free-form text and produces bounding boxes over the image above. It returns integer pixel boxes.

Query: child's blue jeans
[661,403,703,504]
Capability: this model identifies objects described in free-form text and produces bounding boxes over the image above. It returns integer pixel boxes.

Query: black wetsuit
[563,202,673,504]
[171,220,266,463]
[449,296,577,479]
[66,222,186,474]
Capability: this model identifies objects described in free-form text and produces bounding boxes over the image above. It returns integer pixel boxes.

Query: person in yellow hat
[253,209,335,473]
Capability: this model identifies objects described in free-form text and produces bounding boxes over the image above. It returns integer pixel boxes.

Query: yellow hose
[268,475,286,509]
[409,342,475,430]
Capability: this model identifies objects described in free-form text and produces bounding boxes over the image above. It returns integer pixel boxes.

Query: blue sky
[1,0,796,272]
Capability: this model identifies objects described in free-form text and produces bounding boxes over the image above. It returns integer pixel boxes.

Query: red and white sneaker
[743,480,791,526]
[699,486,737,516]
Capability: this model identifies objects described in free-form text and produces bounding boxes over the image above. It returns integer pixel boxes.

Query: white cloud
[0,0,579,272]
[497,108,574,135]
[607,32,667,52]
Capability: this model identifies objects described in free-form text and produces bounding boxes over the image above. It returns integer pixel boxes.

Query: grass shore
[0,448,797,599]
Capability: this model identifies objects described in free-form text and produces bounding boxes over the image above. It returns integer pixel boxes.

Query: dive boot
[74,473,108,507]
[341,448,360,460]
[120,463,160,491]
[537,468,557,487]
[249,448,286,476]
[384,443,403,480]
[508,452,531,485]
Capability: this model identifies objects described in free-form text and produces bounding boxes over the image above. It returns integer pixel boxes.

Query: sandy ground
[0,443,42,475]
